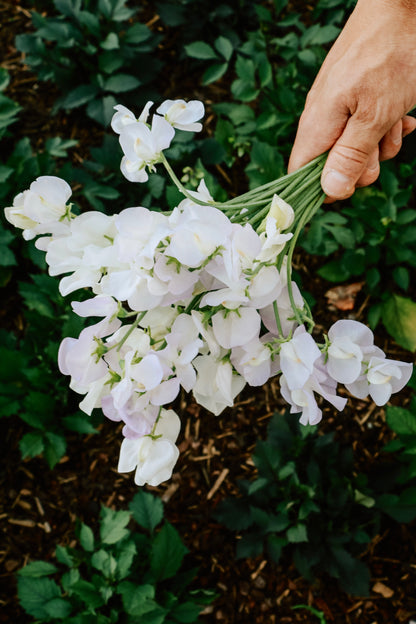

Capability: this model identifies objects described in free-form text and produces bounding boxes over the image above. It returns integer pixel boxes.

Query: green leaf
[79,522,95,552]
[214,36,233,61]
[18,282,56,318]
[100,506,131,544]
[86,95,117,126]
[91,549,117,578]
[202,62,228,85]
[45,137,78,158]
[184,41,218,60]
[19,432,45,459]
[393,266,410,291]
[286,524,308,543]
[124,22,152,44]
[214,499,252,531]
[386,405,416,436]
[55,545,73,567]
[44,432,67,469]
[118,581,157,616]
[101,32,119,50]
[129,490,163,532]
[170,600,202,623]
[0,67,10,90]
[150,523,188,581]
[71,579,104,609]
[236,532,263,559]
[317,260,350,282]
[116,540,137,580]
[18,560,58,577]
[267,534,286,563]
[231,78,259,102]
[44,597,72,618]
[17,576,61,619]
[57,84,99,110]
[63,413,98,434]
[104,74,141,93]
[382,294,416,351]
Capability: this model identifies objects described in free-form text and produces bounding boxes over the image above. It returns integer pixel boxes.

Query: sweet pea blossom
[117,408,181,486]
[346,353,413,406]
[193,354,245,415]
[280,357,347,426]
[156,99,204,132]
[279,325,321,391]
[118,114,175,182]
[4,96,414,490]
[327,319,375,384]
[4,175,71,240]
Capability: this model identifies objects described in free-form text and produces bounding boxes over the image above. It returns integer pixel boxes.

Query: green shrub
[17,490,215,622]
[215,411,379,595]
[15,0,162,125]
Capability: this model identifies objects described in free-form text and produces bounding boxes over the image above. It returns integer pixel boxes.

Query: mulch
[1,1,416,623]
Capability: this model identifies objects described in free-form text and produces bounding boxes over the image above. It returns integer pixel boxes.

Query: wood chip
[207,468,229,500]
[372,582,394,598]
[8,519,36,528]
[34,497,45,516]
[250,559,267,580]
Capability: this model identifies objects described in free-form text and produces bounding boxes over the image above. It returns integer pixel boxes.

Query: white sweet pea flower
[161,314,203,392]
[257,215,293,263]
[71,295,119,319]
[268,194,294,230]
[111,101,154,134]
[193,354,245,415]
[58,317,121,387]
[231,337,272,386]
[118,115,175,182]
[211,307,261,349]
[327,320,375,384]
[5,176,72,239]
[166,202,232,268]
[156,99,204,132]
[346,353,413,406]
[117,408,181,486]
[114,206,171,265]
[280,325,321,391]
[281,357,347,426]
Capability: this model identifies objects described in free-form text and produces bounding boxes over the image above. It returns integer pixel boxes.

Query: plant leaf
[382,294,416,351]
[150,523,188,581]
[129,490,163,533]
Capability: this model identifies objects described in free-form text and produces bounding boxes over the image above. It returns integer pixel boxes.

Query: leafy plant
[215,411,378,595]
[369,384,416,523]
[17,490,215,622]
[302,160,416,349]
[15,0,162,125]
[0,68,22,138]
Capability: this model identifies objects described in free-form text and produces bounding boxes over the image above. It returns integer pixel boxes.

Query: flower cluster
[4,98,412,488]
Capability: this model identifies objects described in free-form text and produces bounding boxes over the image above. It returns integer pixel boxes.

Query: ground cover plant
[1,0,416,622]
[17,490,215,623]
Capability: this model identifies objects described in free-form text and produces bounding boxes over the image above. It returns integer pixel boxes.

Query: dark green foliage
[370,390,416,523]
[17,491,215,622]
[215,412,379,595]
[15,0,162,125]
[0,68,22,139]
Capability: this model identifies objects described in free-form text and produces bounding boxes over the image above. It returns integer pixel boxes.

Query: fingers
[379,119,403,161]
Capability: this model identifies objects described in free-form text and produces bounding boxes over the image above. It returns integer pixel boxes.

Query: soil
[1,2,416,623]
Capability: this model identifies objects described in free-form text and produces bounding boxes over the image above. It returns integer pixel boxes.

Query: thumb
[321,117,384,200]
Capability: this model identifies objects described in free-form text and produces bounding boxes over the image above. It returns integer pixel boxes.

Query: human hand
[288,0,416,201]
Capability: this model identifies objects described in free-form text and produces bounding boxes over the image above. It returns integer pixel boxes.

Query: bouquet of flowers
[5,99,412,487]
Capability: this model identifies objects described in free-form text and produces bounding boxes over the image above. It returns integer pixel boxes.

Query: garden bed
[1,1,416,623]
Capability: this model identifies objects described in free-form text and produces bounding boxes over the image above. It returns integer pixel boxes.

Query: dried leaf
[325,282,364,311]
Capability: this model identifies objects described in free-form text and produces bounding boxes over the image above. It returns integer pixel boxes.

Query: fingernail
[322,169,354,198]
[391,123,402,145]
